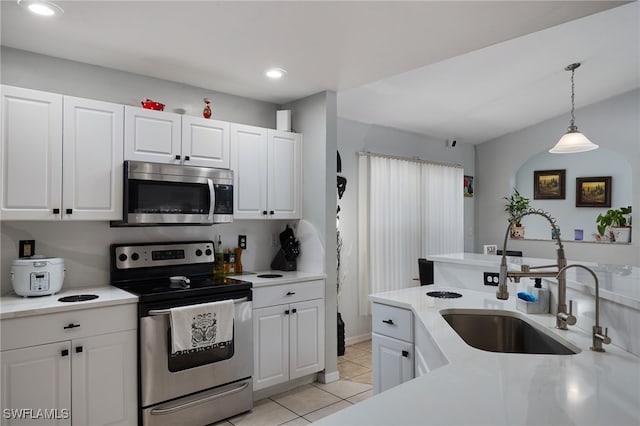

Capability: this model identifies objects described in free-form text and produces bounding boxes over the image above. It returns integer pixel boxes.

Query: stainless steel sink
[441,309,579,355]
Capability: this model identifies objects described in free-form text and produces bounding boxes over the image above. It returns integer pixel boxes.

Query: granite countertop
[0,285,138,319]
[429,252,640,309]
[317,285,640,426]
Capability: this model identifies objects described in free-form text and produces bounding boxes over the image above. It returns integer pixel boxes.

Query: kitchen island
[316,285,640,425]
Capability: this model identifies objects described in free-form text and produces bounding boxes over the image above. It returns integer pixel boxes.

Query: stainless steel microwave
[112,161,233,226]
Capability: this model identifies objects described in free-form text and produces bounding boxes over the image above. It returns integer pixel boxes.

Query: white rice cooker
[11,256,65,297]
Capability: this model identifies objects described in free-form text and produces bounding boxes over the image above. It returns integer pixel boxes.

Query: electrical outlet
[19,240,35,258]
[483,272,500,286]
[238,235,247,250]
[271,233,278,248]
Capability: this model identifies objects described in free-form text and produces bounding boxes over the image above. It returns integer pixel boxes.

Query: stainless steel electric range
[110,240,253,426]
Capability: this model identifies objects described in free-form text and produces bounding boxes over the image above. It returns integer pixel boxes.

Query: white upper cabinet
[1,86,123,221]
[63,96,124,220]
[231,124,302,220]
[231,124,268,219]
[1,86,63,220]
[125,107,230,168]
[124,106,181,164]
[181,116,230,168]
[268,130,302,220]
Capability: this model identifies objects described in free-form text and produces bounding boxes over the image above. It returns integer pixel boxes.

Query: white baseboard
[345,333,372,346]
[317,370,340,384]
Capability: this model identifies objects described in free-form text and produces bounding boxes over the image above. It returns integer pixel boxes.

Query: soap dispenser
[528,278,550,313]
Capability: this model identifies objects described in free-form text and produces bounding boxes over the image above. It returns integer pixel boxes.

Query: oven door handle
[149,381,249,416]
[148,297,249,316]
[207,178,215,223]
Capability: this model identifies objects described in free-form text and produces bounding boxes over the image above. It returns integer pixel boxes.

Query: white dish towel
[169,300,234,354]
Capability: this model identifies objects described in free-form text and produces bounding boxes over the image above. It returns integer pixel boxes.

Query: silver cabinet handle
[148,297,249,316]
[149,382,249,415]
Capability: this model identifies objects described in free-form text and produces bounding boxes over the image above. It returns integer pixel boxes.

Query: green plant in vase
[504,188,531,239]
[596,206,632,243]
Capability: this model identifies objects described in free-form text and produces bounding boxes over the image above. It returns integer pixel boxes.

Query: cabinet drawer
[1,304,137,351]
[252,280,324,309]
[372,303,413,342]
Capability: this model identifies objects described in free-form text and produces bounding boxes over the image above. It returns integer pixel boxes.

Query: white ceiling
[1,1,638,144]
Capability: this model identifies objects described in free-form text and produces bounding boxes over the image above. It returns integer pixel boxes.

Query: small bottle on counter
[228,249,236,274]
[214,236,224,276]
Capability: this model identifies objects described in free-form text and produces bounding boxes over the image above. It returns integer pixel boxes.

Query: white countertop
[0,286,138,319]
[430,252,640,309]
[317,285,640,426]
[241,271,326,287]
[0,272,326,319]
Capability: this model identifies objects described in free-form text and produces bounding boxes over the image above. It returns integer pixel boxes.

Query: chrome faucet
[556,264,612,352]
[497,209,577,330]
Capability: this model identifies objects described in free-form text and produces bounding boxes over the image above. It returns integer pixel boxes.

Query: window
[357,153,463,315]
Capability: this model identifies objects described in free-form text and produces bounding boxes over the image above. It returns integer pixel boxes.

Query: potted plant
[596,206,632,243]
[504,188,531,239]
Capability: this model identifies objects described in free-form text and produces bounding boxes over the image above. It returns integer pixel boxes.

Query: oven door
[139,296,252,408]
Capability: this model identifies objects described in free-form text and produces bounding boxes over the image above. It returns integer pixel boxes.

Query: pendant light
[549,62,598,154]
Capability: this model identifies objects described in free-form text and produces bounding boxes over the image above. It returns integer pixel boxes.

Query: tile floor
[216,340,372,425]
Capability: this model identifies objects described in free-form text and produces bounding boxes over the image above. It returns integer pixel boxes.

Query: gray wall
[1,47,277,128]
[0,48,289,294]
[476,89,640,266]
[514,148,632,241]
[284,92,339,380]
[336,118,475,341]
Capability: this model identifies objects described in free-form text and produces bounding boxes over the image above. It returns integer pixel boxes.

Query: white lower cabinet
[0,305,137,426]
[371,302,414,394]
[372,334,414,394]
[414,319,448,377]
[252,280,325,391]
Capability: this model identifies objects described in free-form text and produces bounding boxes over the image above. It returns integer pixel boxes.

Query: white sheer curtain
[421,162,464,256]
[358,153,463,316]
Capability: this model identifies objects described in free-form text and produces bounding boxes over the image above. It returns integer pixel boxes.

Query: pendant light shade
[549,62,599,154]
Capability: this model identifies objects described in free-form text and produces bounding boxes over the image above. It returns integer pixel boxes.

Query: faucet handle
[602,327,612,345]
[568,300,577,325]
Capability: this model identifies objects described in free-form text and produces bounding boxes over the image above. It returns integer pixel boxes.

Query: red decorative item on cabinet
[141,99,165,111]
[203,98,212,119]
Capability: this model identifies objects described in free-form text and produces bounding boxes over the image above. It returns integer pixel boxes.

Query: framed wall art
[576,176,612,207]
[533,169,565,200]
[464,175,474,197]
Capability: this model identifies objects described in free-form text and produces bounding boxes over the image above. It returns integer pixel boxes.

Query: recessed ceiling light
[265,68,287,79]
[17,0,64,17]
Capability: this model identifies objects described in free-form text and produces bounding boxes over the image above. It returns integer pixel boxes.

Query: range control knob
[131,253,140,261]
[195,249,203,256]
[205,249,212,256]
[118,253,127,262]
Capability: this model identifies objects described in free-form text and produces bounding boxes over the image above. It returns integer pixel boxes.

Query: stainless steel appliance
[110,241,253,426]
[113,161,233,226]
[10,256,65,296]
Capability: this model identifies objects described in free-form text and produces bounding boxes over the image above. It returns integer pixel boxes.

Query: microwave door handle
[207,178,215,222]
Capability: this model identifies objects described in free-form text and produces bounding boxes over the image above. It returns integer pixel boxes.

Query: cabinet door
[230,124,268,219]
[253,305,289,391]
[290,298,325,380]
[267,130,301,219]
[62,97,123,220]
[124,106,181,164]
[71,330,136,426]
[1,342,71,426]
[372,333,413,395]
[182,116,230,168]
[1,85,63,220]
